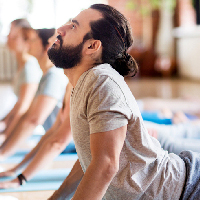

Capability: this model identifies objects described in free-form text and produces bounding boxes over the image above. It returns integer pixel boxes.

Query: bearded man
[47,4,200,200]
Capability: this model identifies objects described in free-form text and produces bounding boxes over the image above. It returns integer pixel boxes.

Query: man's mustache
[57,35,63,47]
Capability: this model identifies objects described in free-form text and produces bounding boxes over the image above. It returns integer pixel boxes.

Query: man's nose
[57,24,69,36]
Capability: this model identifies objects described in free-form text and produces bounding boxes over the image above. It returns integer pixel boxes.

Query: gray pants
[179,151,200,200]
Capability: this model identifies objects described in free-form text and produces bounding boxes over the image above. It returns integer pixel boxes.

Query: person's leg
[179,151,200,200]
[159,137,200,155]
[144,121,200,154]
[145,121,200,139]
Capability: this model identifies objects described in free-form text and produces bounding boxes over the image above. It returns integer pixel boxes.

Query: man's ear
[84,40,102,55]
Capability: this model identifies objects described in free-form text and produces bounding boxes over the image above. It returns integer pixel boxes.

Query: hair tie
[122,50,129,58]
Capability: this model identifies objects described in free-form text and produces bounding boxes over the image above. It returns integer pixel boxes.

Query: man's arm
[48,159,84,200]
[72,125,127,200]
[0,95,57,159]
[48,125,127,200]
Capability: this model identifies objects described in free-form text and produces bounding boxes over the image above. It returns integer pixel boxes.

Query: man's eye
[71,24,75,29]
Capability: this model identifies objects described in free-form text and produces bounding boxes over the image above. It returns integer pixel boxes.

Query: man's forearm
[48,159,84,200]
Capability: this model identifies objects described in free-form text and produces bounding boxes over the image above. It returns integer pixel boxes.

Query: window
[0,0,107,42]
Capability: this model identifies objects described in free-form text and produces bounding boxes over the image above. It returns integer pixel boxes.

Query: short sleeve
[87,75,131,134]
[37,69,68,101]
[21,57,42,84]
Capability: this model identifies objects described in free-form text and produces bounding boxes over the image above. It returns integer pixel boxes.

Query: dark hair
[11,18,32,41]
[89,4,138,77]
[36,28,55,48]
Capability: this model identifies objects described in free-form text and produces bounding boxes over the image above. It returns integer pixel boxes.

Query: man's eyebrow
[71,19,79,26]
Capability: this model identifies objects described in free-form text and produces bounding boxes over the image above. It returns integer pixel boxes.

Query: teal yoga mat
[0,153,78,164]
[0,168,71,193]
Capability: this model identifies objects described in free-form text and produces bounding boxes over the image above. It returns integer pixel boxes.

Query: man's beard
[47,39,84,69]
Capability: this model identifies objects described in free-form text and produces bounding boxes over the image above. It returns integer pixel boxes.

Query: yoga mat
[0,153,78,164]
[141,111,172,125]
[0,168,71,193]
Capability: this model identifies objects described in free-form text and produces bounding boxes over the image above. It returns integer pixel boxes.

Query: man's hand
[0,178,20,189]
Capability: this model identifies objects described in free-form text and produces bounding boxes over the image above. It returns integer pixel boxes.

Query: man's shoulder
[92,63,115,75]
[82,64,124,92]
[86,63,121,81]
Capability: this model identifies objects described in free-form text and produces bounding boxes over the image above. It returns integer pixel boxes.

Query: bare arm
[21,84,72,180]
[0,109,62,178]
[22,108,71,180]
[48,125,127,200]
[72,125,127,200]
[0,95,58,159]
[3,83,39,138]
[48,159,84,200]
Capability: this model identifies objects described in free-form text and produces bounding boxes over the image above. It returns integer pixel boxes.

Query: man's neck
[64,61,95,88]
[38,55,54,74]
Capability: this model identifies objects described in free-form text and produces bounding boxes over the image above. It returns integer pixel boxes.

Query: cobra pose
[44,4,200,200]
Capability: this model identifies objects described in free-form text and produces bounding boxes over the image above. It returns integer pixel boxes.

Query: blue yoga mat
[0,153,78,164]
[0,168,71,193]
[141,111,172,125]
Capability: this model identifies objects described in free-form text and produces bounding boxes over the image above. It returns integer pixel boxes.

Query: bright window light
[0,0,107,40]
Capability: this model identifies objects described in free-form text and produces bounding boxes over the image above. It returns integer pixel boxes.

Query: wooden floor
[126,77,200,99]
[1,77,200,200]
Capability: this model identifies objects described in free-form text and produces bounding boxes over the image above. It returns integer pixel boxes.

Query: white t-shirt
[70,63,186,200]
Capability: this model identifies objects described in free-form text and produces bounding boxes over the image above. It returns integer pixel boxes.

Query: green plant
[126,0,176,15]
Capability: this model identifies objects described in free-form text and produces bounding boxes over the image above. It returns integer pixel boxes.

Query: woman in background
[0,19,42,139]
[0,28,67,160]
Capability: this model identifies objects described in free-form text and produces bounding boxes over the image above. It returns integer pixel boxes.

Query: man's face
[47,8,102,69]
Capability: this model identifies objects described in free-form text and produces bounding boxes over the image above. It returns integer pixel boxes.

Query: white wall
[174,26,200,80]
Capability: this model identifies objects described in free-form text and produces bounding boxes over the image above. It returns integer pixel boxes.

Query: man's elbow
[100,159,119,181]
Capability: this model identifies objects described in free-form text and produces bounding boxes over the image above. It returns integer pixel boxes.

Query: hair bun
[113,51,138,77]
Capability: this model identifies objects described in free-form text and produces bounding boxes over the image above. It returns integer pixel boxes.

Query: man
[47,4,199,200]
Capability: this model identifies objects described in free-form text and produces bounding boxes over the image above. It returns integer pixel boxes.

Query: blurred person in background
[0,19,42,139]
[0,83,74,189]
[0,32,75,189]
[0,28,68,160]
